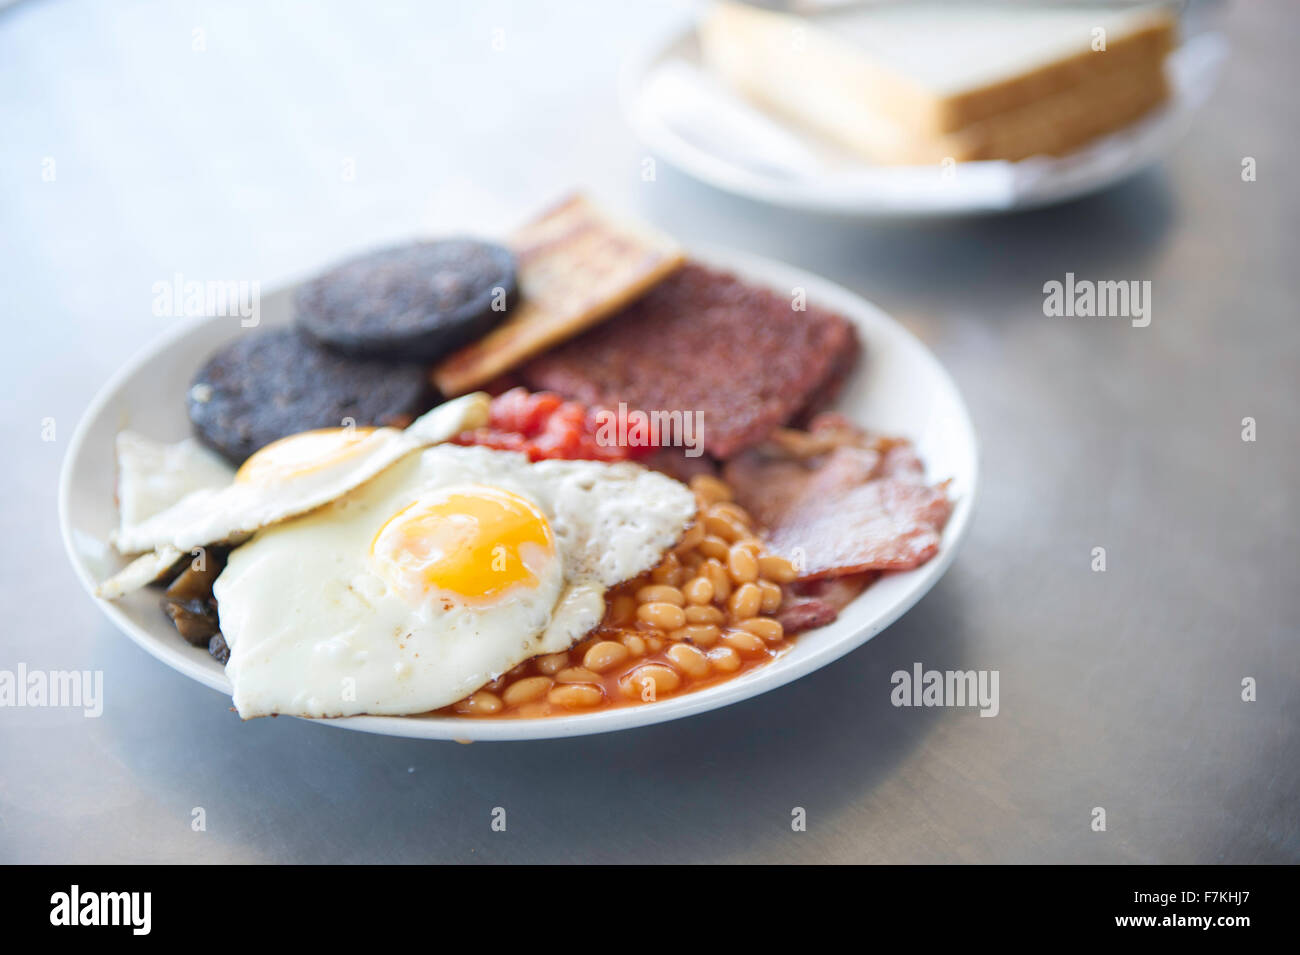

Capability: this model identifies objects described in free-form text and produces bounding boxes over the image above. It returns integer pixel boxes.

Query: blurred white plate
[59,245,978,741]
[623,22,1225,217]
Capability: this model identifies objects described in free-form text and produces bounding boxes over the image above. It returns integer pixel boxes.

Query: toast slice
[699,1,1177,164]
[866,61,1170,164]
[431,195,684,396]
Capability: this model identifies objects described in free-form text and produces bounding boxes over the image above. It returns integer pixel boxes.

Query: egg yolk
[235,427,381,484]
[370,486,556,603]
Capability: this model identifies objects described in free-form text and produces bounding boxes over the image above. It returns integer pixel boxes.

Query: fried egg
[214,444,696,719]
[96,393,490,597]
[93,432,237,599]
[115,431,234,541]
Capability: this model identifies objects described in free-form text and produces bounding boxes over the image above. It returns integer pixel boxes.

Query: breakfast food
[453,387,658,463]
[724,416,952,578]
[294,239,517,361]
[216,444,695,718]
[92,196,956,724]
[518,263,858,458]
[161,548,229,646]
[114,431,234,545]
[188,328,431,464]
[778,573,878,635]
[442,473,796,717]
[699,0,1177,164]
[98,393,489,594]
[432,195,685,396]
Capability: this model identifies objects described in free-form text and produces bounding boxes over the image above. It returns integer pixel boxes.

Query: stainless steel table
[1,0,1294,863]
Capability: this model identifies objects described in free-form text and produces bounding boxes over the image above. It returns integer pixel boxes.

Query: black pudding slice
[293,238,517,361]
[188,328,431,465]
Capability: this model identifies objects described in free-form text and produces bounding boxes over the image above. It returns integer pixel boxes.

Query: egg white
[215,444,696,719]
[97,393,489,598]
[115,431,234,541]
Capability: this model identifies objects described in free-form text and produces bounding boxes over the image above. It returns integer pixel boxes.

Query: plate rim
[58,243,979,741]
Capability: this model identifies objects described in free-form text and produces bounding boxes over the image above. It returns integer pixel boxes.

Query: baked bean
[739,616,784,642]
[619,663,681,699]
[636,584,684,607]
[458,690,503,715]
[757,554,798,583]
[727,544,759,584]
[722,629,767,655]
[728,582,762,620]
[707,501,749,524]
[502,676,552,706]
[637,601,686,630]
[666,643,710,678]
[673,521,705,554]
[447,473,811,720]
[583,640,630,673]
[556,666,601,684]
[682,576,714,605]
[701,558,732,601]
[703,513,745,543]
[708,647,741,673]
[548,683,604,708]
[651,552,683,585]
[685,604,724,625]
[690,474,732,506]
[698,535,731,561]
[669,623,720,647]
[534,652,570,675]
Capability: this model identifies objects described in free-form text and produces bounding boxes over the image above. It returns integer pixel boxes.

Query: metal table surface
[1,0,1295,864]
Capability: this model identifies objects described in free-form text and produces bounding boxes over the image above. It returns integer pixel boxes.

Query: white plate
[622,21,1225,217]
[59,245,978,741]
